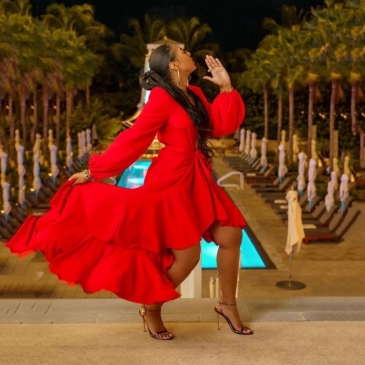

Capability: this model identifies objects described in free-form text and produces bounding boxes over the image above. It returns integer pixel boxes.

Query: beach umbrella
[86,128,92,153]
[339,174,349,213]
[293,134,299,163]
[307,159,317,210]
[343,156,351,179]
[48,129,54,150]
[285,189,305,255]
[260,137,268,169]
[311,139,319,164]
[92,124,99,145]
[81,130,87,156]
[33,152,41,197]
[325,171,338,213]
[16,144,26,207]
[239,128,245,153]
[49,144,59,183]
[250,132,258,160]
[278,144,288,183]
[280,130,286,148]
[78,133,83,158]
[297,152,307,196]
[244,130,251,156]
[333,158,341,176]
[1,180,11,218]
[0,150,7,181]
[66,137,73,172]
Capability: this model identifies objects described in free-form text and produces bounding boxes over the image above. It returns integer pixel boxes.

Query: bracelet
[83,169,94,182]
[220,86,234,93]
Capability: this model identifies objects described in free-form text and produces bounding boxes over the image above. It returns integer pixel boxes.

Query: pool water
[117,161,266,269]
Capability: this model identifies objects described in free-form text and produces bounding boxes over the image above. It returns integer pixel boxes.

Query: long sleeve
[189,86,245,138]
[89,87,171,179]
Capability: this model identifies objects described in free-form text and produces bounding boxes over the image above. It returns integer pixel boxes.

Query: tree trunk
[360,128,364,168]
[351,83,357,136]
[19,81,27,148]
[263,82,269,139]
[288,87,294,164]
[329,80,337,169]
[42,83,49,140]
[55,94,61,147]
[86,82,90,106]
[9,94,14,140]
[307,83,314,157]
[30,86,38,144]
[277,92,283,162]
[66,86,73,138]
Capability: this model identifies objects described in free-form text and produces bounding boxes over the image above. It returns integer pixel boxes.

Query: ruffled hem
[6,152,246,303]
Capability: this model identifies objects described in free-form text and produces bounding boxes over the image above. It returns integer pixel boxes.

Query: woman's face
[171,45,196,74]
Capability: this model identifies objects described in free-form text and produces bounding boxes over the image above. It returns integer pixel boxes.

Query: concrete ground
[1,155,365,364]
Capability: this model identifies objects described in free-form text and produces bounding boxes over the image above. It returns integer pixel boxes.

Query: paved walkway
[1,155,365,364]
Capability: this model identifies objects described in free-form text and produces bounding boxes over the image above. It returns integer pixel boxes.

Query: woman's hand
[68,171,88,186]
[203,55,232,90]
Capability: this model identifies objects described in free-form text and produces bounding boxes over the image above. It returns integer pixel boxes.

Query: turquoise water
[117,161,266,269]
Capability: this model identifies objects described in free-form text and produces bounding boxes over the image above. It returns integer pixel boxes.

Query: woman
[6,44,253,340]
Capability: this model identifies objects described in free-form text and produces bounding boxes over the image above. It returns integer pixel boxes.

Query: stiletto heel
[139,305,174,340]
[214,302,253,336]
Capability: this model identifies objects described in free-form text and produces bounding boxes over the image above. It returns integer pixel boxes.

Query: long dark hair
[139,44,213,160]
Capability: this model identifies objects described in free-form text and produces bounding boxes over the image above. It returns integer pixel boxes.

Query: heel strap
[218,302,237,306]
[140,305,162,314]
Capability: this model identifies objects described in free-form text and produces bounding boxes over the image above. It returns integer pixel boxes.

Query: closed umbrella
[307,159,317,210]
[276,189,306,290]
[15,129,20,148]
[311,139,319,164]
[280,130,286,148]
[1,180,11,219]
[48,129,54,150]
[78,133,83,159]
[16,144,26,208]
[250,132,258,160]
[333,158,341,176]
[260,137,268,169]
[278,144,288,183]
[244,130,251,157]
[86,128,92,153]
[239,128,245,153]
[92,124,99,145]
[339,174,349,213]
[293,134,299,163]
[297,152,307,196]
[81,130,87,156]
[66,137,73,172]
[49,144,59,183]
[331,170,339,192]
[325,178,336,213]
[0,150,7,181]
[33,152,41,197]
[343,156,351,179]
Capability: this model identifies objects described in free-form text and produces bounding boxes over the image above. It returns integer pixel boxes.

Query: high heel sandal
[214,302,254,335]
[139,305,174,340]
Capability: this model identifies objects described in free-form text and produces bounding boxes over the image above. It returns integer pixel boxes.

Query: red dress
[6,86,247,304]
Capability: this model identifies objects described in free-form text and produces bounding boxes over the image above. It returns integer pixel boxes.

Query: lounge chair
[303,207,360,244]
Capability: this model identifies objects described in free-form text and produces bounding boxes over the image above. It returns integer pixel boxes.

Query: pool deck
[1,156,365,364]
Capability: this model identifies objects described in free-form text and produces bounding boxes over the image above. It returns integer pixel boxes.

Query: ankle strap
[218,302,237,306]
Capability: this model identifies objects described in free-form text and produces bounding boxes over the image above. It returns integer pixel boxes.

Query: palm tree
[112,15,167,68]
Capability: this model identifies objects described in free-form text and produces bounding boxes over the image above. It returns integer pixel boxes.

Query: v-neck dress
[6,85,247,304]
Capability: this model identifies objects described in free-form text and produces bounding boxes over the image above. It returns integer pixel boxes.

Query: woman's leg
[143,243,201,339]
[210,221,252,334]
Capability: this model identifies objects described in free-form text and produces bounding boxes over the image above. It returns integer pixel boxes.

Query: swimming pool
[118,161,266,269]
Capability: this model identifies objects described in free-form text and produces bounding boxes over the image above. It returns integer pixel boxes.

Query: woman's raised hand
[203,55,232,90]
[68,171,88,186]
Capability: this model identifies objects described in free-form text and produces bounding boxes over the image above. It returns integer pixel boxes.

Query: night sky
[31,0,326,50]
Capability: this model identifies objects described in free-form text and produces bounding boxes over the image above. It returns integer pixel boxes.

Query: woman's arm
[188,86,245,138]
[88,87,170,180]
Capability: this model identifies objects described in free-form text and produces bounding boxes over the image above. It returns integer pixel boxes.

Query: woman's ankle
[219,297,237,306]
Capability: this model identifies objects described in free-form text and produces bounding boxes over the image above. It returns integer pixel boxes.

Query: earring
[177,69,180,86]
[188,74,191,82]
